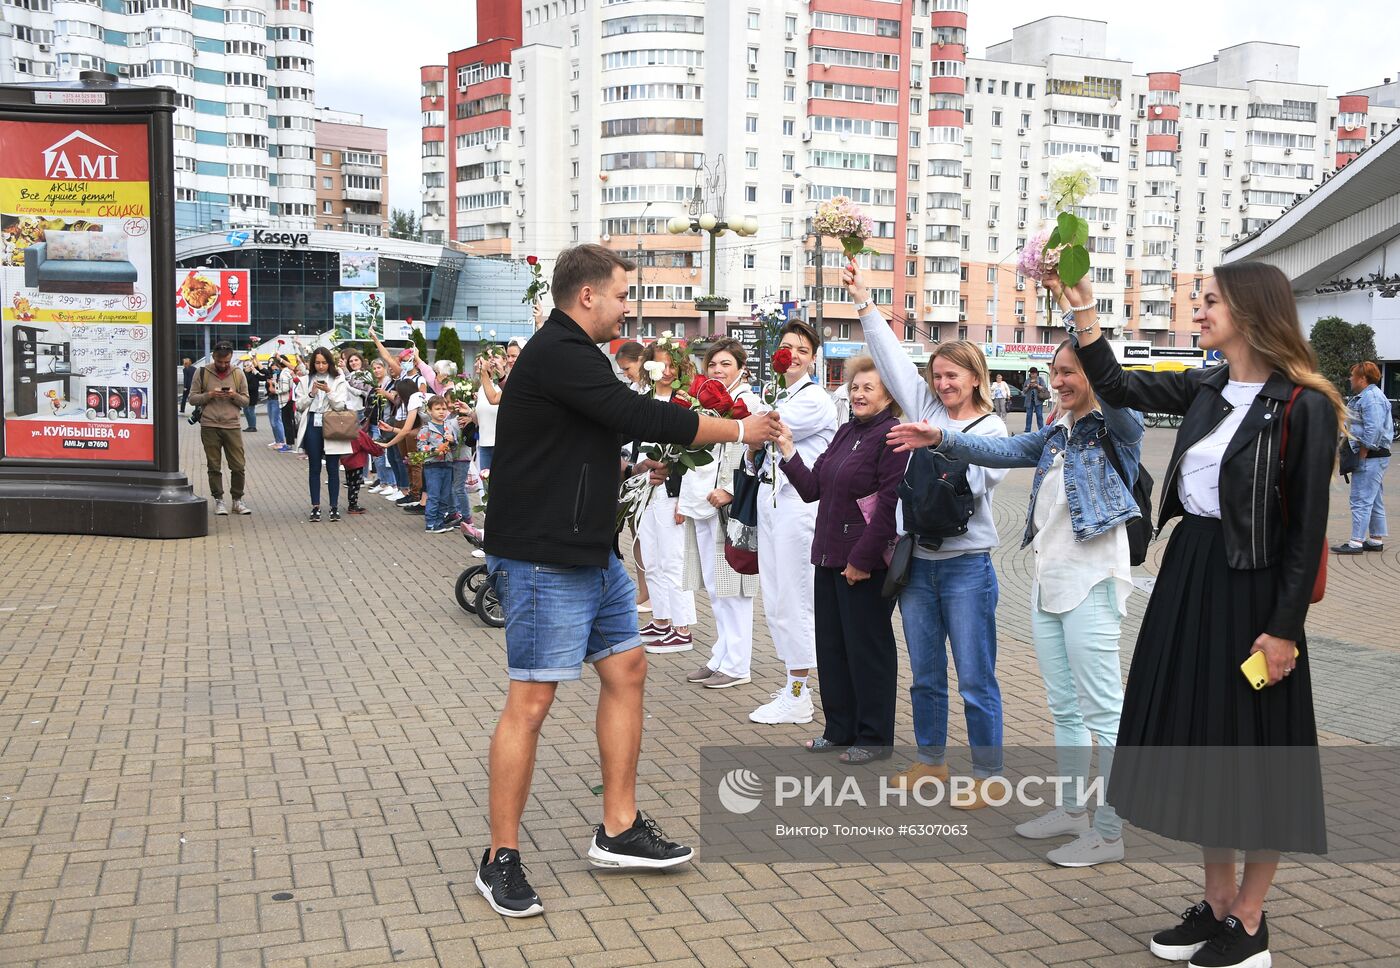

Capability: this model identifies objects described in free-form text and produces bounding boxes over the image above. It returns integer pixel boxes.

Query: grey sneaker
[1014,806,1091,840]
[1046,830,1124,868]
[686,664,717,683]
[702,672,752,689]
[232,500,252,515]
[213,500,228,516]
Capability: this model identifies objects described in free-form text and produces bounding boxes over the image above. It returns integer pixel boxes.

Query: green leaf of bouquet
[1069,216,1090,248]
[1056,211,1078,237]
[1046,228,1062,249]
[1057,245,1091,287]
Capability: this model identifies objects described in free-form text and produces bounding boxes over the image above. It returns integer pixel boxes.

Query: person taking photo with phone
[294,346,351,522]
[187,341,252,516]
[1048,263,1341,968]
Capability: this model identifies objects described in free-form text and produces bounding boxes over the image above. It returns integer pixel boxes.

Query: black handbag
[1338,438,1361,480]
[881,533,915,599]
[1102,430,1156,566]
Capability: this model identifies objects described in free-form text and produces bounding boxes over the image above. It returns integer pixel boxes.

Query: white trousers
[638,490,696,627]
[693,513,755,677]
[757,482,818,671]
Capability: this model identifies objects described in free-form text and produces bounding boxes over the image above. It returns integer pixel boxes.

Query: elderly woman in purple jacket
[776,356,907,764]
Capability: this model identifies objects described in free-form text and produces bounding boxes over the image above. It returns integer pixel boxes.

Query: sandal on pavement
[804,736,842,753]
[840,747,891,765]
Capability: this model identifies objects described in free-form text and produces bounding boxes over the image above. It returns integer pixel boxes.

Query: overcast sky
[317,1,1397,217]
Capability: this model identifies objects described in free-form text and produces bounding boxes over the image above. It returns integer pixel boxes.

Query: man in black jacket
[478,244,780,919]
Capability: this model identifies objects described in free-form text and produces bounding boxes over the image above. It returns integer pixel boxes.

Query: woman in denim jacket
[1334,361,1392,553]
[889,339,1143,869]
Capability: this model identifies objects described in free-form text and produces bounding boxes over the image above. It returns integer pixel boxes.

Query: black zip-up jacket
[485,309,701,567]
[1078,337,1333,641]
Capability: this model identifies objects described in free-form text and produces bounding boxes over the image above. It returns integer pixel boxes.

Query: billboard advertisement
[0,120,155,462]
[338,250,378,288]
[175,268,250,324]
[332,289,384,340]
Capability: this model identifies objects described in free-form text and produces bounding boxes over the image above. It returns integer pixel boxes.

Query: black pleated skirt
[1108,514,1327,853]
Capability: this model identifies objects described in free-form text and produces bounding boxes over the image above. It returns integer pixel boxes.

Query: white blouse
[1030,414,1133,616]
[1177,380,1265,519]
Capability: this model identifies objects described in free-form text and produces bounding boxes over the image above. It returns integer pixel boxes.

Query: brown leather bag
[322,408,359,442]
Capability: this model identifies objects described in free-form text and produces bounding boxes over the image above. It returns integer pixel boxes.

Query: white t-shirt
[475,393,499,447]
[1030,415,1133,615]
[1178,380,1264,519]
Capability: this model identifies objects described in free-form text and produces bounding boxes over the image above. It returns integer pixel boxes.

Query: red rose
[696,380,734,413]
[526,255,539,266]
[772,347,794,373]
[730,398,751,420]
[688,375,707,397]
[671,389,693,407]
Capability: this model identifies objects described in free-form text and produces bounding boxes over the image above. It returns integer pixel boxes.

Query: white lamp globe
[698,213,718,231]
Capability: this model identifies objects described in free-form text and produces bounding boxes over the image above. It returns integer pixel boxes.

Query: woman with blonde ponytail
[1047,261,1338,968]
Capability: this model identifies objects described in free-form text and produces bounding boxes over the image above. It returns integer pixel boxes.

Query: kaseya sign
[226,228,309,249]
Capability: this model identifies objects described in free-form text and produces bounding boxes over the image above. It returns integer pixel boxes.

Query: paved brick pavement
[0,420,1397,968]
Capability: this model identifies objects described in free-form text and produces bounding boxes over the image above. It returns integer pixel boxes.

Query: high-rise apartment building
[421,4,1399,353]
[315,107,388,237]
[0,0,317,236]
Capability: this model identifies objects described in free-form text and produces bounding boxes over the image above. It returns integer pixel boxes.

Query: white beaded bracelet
[1069,302,1095,313]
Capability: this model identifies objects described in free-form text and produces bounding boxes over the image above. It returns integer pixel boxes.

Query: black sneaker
[394,495,416,506]
[1188,914,1269,968]
[403,504,425,515]
[328,509,341,522]
[308,508,321,523]
[475,848,543,919]
[1364,540,1385,552]
[587,811,694,870]
[1151,901,1226,961]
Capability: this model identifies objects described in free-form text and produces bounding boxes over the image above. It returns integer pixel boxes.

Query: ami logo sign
[42,130,121,180]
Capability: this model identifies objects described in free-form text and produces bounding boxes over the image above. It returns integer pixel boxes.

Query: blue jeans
[302,422,341,510]
[1350,456,1389,541]
[451,459,474,521]
[899,553,1003,776]
[242,404,257,430]
[422,462,452,529]
[384,438,409,489]
[478,445,493,472]
[1031,580,1124,839]
[265,397,284,444]
[1025,401,1044,432]
[487,553,642,681]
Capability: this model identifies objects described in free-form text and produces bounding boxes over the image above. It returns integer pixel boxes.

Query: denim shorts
[487,554,642,681]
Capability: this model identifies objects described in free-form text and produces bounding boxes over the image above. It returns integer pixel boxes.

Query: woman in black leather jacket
[1047,262,1344,968]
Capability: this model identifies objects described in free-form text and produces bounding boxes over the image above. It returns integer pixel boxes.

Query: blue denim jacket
[937,402,1145,548]
[1348,383,1393,451]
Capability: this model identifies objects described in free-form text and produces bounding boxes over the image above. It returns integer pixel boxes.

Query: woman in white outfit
[637,338,698,652]
[748,320,838,726]
[678,338,761,687]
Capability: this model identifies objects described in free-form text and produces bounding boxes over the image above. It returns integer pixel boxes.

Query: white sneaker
[383,488,403,500]
[368,483,385,493]
[748,688,814,725]
[1045,830,1124,868]
[213,500,228,516]
[232,500,252,515]
[1014,806,1091,841]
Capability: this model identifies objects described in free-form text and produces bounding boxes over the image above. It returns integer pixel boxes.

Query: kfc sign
[42,130,121,180]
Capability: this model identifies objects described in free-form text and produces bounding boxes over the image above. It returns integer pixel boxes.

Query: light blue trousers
[1030,579,1125,840]
[1350,456,1389,542]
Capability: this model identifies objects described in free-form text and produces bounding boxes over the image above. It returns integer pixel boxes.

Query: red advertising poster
[176,268,250,324]
[0,119,155,463]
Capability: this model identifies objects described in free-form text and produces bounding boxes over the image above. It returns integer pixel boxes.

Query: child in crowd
[417,395,459,534]
[342,428,385,515]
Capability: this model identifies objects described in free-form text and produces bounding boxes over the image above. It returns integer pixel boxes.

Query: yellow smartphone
[1240,646,1301,690]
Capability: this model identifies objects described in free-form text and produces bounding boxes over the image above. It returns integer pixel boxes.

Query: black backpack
[897,414,993,551]
[1101,431,1155,566]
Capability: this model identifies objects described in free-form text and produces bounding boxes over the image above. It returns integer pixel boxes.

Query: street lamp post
[666,211,760,338]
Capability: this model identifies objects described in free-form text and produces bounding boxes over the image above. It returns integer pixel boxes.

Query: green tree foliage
[411,326,430,363]
[389,209,420,241]
[1309,316,1379,395]
[434,323,464,375]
